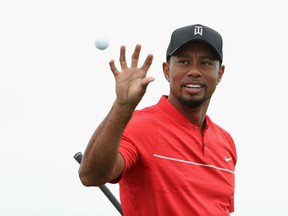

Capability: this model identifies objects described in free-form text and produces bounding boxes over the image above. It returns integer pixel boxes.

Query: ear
[162,62,170,82]
[217,65,225,85]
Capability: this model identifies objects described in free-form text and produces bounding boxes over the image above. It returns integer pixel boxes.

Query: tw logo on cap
[194,26,203,36]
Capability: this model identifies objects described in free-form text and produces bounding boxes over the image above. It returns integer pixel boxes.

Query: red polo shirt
[117,96,237,216]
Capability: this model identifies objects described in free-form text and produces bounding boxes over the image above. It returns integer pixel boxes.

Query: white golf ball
[94,36,109,50]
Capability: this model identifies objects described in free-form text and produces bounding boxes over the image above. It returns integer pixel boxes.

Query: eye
[178,59,190,65]
[200,59,214,66]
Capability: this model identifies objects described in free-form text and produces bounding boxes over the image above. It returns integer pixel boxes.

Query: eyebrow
[176,53,216,60]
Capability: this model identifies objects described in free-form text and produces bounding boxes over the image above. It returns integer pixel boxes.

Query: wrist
[112,100,134,120]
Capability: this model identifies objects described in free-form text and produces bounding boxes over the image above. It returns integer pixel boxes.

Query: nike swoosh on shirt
[224,156,232,162]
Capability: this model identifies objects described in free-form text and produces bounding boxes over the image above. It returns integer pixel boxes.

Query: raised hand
[109,44,155,110]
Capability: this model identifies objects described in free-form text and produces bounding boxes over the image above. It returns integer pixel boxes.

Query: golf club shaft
[74,152,123,215]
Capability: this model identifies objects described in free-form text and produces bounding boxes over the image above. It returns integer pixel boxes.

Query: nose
[187,64,201,77]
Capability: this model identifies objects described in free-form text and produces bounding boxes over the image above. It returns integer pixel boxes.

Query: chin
[178,96,205,108]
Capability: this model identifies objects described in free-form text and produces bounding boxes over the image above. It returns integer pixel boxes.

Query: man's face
[163,42,225,108]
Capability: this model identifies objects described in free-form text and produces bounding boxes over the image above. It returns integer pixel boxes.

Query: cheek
[168,74,177,86]
[169,73,183,93]
[169,71,182,83]
[206,77,218,94]
[207,72,219,84]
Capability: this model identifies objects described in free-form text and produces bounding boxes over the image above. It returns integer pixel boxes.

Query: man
[79,24,237,215]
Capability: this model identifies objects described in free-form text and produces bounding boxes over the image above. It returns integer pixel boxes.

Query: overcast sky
[1,1,288,215]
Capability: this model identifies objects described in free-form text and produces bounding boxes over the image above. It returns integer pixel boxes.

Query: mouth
[183,83,204,94]
[185,84,203,89]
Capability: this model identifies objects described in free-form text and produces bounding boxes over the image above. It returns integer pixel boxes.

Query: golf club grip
[74,152,123,215]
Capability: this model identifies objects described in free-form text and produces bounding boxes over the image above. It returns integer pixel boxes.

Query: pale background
[1,1,287,215]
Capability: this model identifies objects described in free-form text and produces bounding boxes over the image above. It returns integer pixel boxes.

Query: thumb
[141,77,155,86]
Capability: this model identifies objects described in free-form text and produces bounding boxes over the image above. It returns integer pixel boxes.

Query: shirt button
[194,126,197,130]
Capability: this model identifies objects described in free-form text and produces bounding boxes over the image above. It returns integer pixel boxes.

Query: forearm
[79,100,133,186]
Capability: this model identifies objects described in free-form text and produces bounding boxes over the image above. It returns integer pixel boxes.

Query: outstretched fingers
[141,53,153,72]
[131,44,141,68]
[109,45,127,77]
[108,44,155,107]
[109,59,119,77]
[119,45,128,69]
[140,53,154,86]
[141,76,155,86]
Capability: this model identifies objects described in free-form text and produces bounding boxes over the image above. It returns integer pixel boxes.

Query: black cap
[166,24,223,63]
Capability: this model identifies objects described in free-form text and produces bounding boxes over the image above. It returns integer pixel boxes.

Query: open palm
[109,44,155,110]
